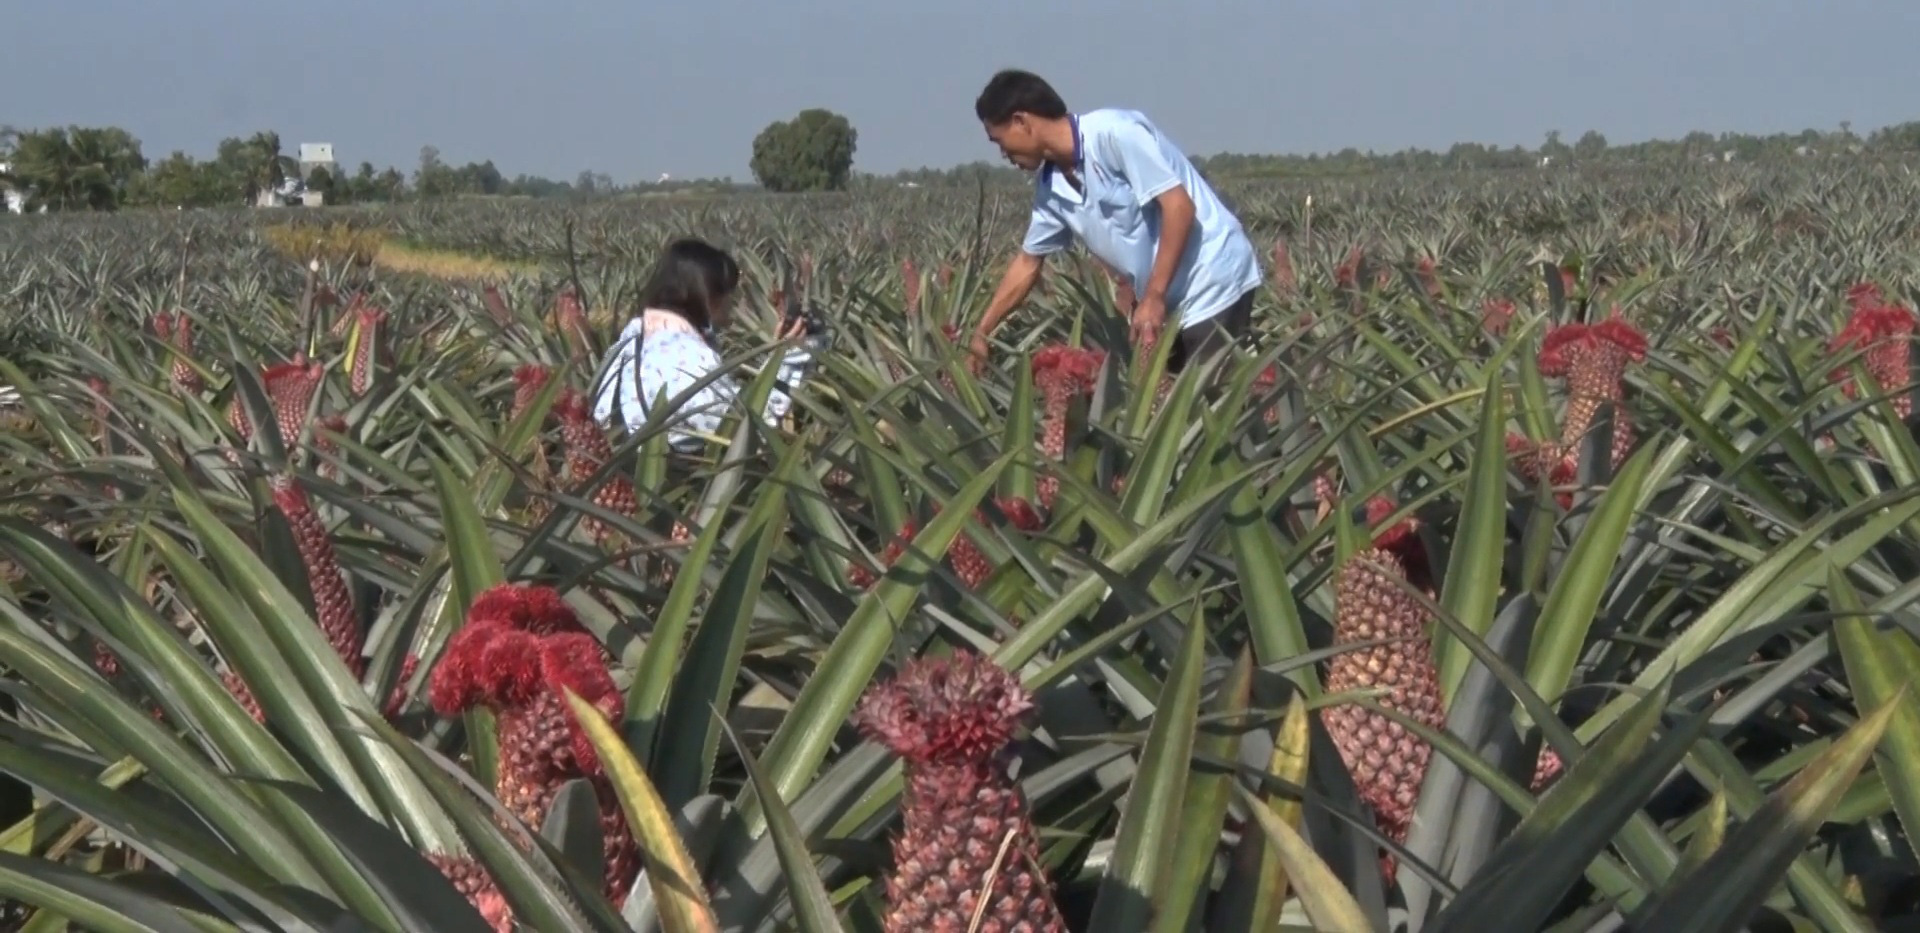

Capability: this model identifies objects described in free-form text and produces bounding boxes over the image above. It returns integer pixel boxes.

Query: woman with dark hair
[590,238,816,449]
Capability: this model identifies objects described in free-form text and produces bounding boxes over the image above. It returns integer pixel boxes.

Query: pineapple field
[3,158,1920,932]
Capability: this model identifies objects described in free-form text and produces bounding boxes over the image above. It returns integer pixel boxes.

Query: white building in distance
[297,143,337,181]
[0,162,27,214]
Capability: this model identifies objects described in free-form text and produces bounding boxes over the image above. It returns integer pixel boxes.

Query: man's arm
[975,250,1045,342]
[1142,186,1195,304]
[1102,119,1194,336]
[971,200,1069,353]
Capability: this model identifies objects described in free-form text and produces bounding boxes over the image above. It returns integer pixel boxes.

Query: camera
[783,299,828,337]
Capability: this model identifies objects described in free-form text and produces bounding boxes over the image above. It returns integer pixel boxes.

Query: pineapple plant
[0,163,1917,933]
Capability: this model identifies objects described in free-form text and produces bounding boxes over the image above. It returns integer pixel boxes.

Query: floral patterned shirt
[589,310,814,450]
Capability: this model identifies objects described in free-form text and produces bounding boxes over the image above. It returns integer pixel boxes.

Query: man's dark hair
[975,69,1068,126]
[637,237,740,331]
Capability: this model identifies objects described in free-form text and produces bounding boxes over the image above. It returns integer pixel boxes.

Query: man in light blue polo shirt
[966,68,1262,374]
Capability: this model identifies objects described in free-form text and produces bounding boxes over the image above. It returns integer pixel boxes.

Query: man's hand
[1130,293,1168,349]
[966,329,992,375]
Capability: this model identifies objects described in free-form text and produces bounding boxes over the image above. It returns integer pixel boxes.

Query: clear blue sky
[13,0,1919,183]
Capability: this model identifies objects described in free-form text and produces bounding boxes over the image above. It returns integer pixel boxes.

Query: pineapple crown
[428,583,588,716]
[426,587,620,774]
[551,388,593,424]
[1361,496,1421,554]
[1825,300,1916,390]
[1031,345,1105,391]
[855,650,1034,765]
[353,303,388,326]
[1847,282,1885,309]
[1827,303,1916,356]
[993,496,1045,532]
[1358,495,1436,588]
[467,583,582,636]
[511,365,555,405]
[1536,315,1648,377]
[262,356,325,393]
[267,473,315,516]
[1335,245,1363,287]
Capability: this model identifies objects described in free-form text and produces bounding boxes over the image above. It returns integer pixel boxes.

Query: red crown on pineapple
[855,651,1034,765]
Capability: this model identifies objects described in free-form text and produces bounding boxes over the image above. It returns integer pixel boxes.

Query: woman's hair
[637,238,741,330]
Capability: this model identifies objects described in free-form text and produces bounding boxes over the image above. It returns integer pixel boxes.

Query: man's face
[984,115,1044,171]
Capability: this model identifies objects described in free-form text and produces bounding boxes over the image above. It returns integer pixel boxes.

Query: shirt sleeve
[639,333,816,450]
[1100,119,1183,206]
[1021,199,1072,256]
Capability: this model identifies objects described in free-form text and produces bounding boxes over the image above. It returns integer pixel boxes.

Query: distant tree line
[7,117,1920,213]
[866,121,1920,188]
[0,125,722,213]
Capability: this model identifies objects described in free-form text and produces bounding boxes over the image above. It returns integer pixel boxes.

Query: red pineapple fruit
[849,497,1044,591]
[1415,255,1441,298]
[348,302,387,397]
[1320,496,1445,881]
[312,414,349,481]
[220,475,364,722]
[1827,284,1916,420]
[1271,236,1298,300]
[553,388,639,546]
[554,287,591,361]
[384,653,419,719]
[946,497,1045,589]
[229,356,325,449]
[1031,345,1105,509]
[1481,298,1516,336]
[480,283,514,326]
[902,257,921,315]
[1506,433,1577,509]
[1252,364,1281,425]
[1537,313,1647,472]
[1335,245,1363,290]
[271,475,364,676]
[151,312,205,395]
[855,651,1066,933]
[426,585,638,918]
[426,854,512,932]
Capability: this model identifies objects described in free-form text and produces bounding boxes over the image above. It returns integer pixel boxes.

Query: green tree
[306,165,336,202]
[415,145,459,198]
[7,125,146,210]
[1540,129,1572,164]
[211,132,295,204]
[458,159,504,195]
[378,166,407,201]
[1573,130,1609,161]
[750,108,858,193]
[128,151,227,208]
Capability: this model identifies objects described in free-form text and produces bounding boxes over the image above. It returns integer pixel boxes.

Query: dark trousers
[1168,288,1255,373]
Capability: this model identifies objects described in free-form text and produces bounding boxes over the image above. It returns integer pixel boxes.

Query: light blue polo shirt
[1021,108,1261,328]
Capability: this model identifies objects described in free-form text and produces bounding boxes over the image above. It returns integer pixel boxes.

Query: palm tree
[241,131,298,204]
[5,126,145,211]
